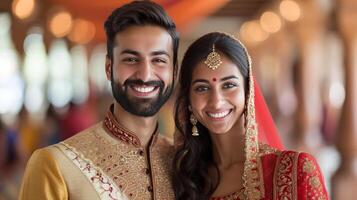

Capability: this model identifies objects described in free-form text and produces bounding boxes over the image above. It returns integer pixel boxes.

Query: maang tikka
[204,44,222,70]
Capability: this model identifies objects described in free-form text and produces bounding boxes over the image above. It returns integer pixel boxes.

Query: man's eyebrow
[119,49,170,58]
[120,49,140,56]
[151,50,170,57]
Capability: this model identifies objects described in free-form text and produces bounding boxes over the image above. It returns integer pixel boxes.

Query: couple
[19,1,328,200]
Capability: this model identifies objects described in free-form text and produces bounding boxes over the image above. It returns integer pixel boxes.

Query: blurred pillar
[292,0,326,151]
[331,0,357,199]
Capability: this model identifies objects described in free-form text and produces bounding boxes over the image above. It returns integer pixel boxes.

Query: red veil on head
[254,78,284,150]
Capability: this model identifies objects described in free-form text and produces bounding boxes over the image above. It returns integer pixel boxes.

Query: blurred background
[0,0,356,199]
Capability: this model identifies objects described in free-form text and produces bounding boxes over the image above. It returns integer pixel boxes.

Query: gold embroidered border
[273,151,299,200]
[58,142,128,200]
[103,111,141,147]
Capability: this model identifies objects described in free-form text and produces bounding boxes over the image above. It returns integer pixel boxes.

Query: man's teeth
[207,110,230,118]
[133,86,155,93]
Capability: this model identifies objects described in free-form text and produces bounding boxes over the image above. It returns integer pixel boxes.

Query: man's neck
[113,103,159,147]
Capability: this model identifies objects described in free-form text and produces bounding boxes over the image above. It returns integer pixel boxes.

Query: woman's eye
[223,82,237,89]
[194,86,209,92]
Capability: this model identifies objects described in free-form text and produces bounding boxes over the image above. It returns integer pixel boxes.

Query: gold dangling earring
[190,114,199,136]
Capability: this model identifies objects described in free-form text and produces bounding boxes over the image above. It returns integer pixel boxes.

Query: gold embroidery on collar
[103,110,141,147]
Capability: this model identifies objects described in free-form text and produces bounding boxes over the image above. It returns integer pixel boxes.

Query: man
[19,1,179,199]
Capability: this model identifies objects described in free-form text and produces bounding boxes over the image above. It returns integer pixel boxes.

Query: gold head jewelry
[204,44,222,70]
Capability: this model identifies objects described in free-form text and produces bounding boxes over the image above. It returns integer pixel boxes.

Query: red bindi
[212,78,217,82]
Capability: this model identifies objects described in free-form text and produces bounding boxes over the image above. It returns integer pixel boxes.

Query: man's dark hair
[104,1,179,74]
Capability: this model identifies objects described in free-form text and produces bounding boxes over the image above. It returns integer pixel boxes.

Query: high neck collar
[103,105,158,148]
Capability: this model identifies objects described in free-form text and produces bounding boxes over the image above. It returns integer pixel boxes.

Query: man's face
[106,25,174,117]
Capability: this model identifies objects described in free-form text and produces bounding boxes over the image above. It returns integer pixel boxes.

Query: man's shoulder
[63,122,104,142]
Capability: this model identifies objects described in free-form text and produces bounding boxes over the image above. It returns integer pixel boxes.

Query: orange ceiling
[46,0,229,42]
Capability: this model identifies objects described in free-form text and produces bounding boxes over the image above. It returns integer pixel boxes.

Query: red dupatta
[254,78,284,150]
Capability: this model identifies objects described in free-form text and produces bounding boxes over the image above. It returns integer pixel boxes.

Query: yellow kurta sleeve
[19,148,68,200]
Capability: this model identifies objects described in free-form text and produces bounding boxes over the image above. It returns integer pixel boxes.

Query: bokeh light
[279,0,301,22]
[260,11,282,33]
[12,0,36,20]
[68,19,96,44]
[49,10,73,38]
[239,20,269,43]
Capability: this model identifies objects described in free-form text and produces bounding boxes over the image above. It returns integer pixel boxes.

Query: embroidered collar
[103,106,142,147]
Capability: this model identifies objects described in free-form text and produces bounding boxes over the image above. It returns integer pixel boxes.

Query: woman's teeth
[207,110,230,118]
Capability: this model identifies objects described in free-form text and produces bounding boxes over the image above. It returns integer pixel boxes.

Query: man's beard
[110,74,173,117]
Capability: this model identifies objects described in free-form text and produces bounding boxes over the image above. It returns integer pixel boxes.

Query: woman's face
[189,54,246,135]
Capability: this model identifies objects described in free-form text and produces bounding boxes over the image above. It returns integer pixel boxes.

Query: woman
[172,32,328,200]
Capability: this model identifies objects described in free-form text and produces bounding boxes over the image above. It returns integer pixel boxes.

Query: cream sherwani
[19,107,175,200]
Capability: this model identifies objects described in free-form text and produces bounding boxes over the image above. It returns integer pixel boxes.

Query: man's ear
[105,56,112,81]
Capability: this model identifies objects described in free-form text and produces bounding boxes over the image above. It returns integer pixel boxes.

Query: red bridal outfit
[212,78,329,200]
[211,34,329,200]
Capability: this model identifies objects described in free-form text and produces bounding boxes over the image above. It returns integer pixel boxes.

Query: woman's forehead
[191,56,242,80]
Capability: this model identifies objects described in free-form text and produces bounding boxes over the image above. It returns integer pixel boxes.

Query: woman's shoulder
[258,144,324,178]
[258,143,320,161]
[261,146,329,200]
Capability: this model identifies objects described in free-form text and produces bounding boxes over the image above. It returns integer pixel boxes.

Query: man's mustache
[123,79,164,88]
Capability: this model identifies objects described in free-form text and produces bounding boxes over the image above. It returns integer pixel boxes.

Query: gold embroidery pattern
[150,145,175,200]
[58,143,128,200]
[299,155,327,200]
[103,111,141,147]
[238,35,261,200]
[273,151,299,200]
[302,159,314,174]
[258,143,281,157]
[63,123,174,200]
[309,177,321,188]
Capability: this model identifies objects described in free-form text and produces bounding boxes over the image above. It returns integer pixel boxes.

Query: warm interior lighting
[49,11,73,38]
[12,0,35,20]
[68,19,96,44]
[260,11,282,33]
[279,0,301,22]
[240,20,269,43]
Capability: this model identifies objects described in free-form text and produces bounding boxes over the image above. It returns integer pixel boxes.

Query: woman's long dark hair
[172,32,250,200]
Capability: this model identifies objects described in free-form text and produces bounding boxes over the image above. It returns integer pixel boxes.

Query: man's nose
[135,59,153,82]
